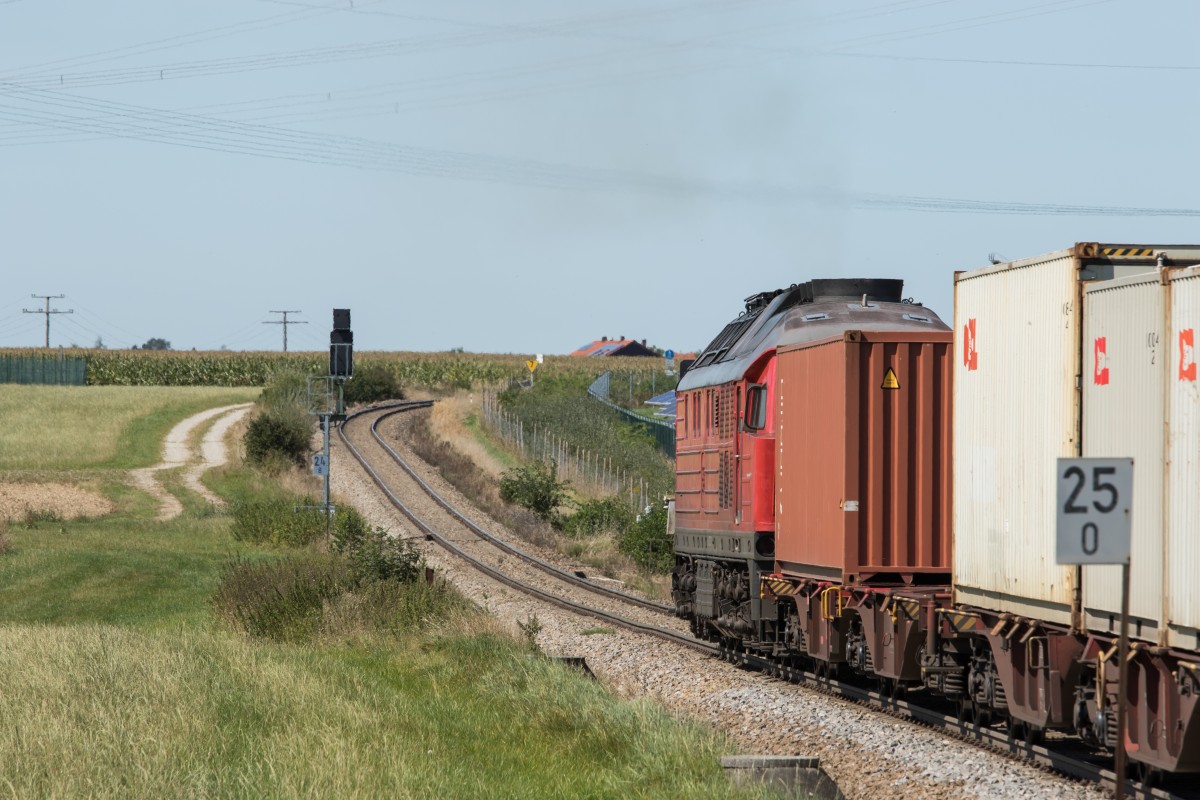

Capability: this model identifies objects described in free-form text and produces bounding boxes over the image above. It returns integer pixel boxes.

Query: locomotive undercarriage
[674,551,1200,776]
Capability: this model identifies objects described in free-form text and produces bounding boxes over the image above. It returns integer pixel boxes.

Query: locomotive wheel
[972,701,992,729]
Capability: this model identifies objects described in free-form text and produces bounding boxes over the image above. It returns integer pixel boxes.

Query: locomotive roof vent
[809,278,904,304]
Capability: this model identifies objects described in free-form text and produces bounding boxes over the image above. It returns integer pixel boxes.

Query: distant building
[571,336,658,358]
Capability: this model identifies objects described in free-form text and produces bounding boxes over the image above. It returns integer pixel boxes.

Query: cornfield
[0,348,663,389]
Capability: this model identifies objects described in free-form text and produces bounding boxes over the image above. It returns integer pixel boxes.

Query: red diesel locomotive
[671,261,1200,783]
[672,278,952,685]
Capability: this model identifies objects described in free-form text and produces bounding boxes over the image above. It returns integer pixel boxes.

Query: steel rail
[355,402,675,614]
[336,402,710,655]
[338,401,1187,800]
[735,649,1182,800]
[368,405,678,613]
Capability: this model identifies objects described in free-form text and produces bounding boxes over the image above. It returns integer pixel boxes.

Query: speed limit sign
[1055,458,1132,565]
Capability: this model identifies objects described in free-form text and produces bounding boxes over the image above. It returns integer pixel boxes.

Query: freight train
[670,244,1200,783]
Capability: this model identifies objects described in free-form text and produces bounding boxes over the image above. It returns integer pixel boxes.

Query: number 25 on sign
[1055,458,1132,565]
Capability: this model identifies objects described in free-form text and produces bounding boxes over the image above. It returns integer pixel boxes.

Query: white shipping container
[1082,271,1166,643]
[953,248,1082,624]
[1168,266,1200,649]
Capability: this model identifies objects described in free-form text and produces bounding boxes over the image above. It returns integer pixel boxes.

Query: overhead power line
[0,81,1196,218]
[263,310,307,352]
[23,293,73,348]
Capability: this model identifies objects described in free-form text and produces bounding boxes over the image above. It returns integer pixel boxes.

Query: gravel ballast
[332,406,1108,800]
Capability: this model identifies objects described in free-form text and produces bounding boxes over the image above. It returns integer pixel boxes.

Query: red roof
[570,338,658,357]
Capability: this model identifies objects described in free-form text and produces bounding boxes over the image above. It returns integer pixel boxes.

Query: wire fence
[480,389,656,515]
[0,354,86,385]
[587,371,675,457]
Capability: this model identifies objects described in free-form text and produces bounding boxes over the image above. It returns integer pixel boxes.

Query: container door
[1082,272,1166,642]
[953,253,1081,624]
[1168,267,1200,647]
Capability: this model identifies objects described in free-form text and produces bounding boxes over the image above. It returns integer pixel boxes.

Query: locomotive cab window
[744,384,768,431]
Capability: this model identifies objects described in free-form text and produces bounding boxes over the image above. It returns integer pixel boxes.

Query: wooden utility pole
[23,294,72,348]
[263,310,306,352]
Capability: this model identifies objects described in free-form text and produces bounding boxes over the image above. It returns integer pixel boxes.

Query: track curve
[336,400,1186,800]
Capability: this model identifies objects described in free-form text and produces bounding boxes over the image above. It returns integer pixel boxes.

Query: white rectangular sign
[1056,457,1132,565]
[312,453,329,477]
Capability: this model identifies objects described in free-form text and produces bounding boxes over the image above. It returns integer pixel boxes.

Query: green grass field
[0,626,749,799]
[0,384,759,799]
[0,385,260,470]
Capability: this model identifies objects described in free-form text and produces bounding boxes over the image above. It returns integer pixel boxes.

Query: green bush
[331,507,424,584]
[244,406,312,468]
[618,503,673,573]
[342,362,405,405]
[496,376,674,502]
[212,554,354,642]
[562,496,633,538]
[259,370,310,411]
[230,495,329,547]
[326,578,471,636]
[499,461,569,522]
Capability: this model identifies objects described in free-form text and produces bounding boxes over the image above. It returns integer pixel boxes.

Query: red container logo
[962,319,978,371]
[1094,337,1110,385]
[1181,328,1197,382]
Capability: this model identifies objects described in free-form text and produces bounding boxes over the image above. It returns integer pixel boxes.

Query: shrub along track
[334,402,1136,800]
[338,402,690,640]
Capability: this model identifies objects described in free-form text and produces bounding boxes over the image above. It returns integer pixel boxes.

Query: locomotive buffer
[1056,458,1133,799]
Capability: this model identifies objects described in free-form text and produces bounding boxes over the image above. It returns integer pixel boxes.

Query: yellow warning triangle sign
[881,368,900,390]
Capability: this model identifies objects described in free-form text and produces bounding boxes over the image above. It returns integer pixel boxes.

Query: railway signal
[330,307,353,378]
[300,309,354,535]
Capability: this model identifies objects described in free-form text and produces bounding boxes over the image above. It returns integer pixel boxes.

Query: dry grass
[0,481,114,522]
[427,393,512,478]
[416,395,673,600]
[409,413,561,551]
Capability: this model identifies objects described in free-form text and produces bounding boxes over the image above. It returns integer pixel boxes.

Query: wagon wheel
[972,701,992,729]
[956,699,971,726]
[1135,761,1162,788]
[878,677,901,702]
[1026,726,1044,748]
[1006,718,1025,746]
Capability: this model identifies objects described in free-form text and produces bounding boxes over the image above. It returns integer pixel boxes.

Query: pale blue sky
[1,0,1197,353]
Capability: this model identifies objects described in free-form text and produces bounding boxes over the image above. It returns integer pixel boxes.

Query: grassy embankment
[415,381,674,598]
[0,384,759,799]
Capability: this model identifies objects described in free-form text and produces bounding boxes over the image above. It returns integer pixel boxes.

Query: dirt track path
[129,403,253,520]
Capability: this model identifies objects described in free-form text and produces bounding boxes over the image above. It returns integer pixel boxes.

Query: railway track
[338,401,698,648]
[337,400,1190,800]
